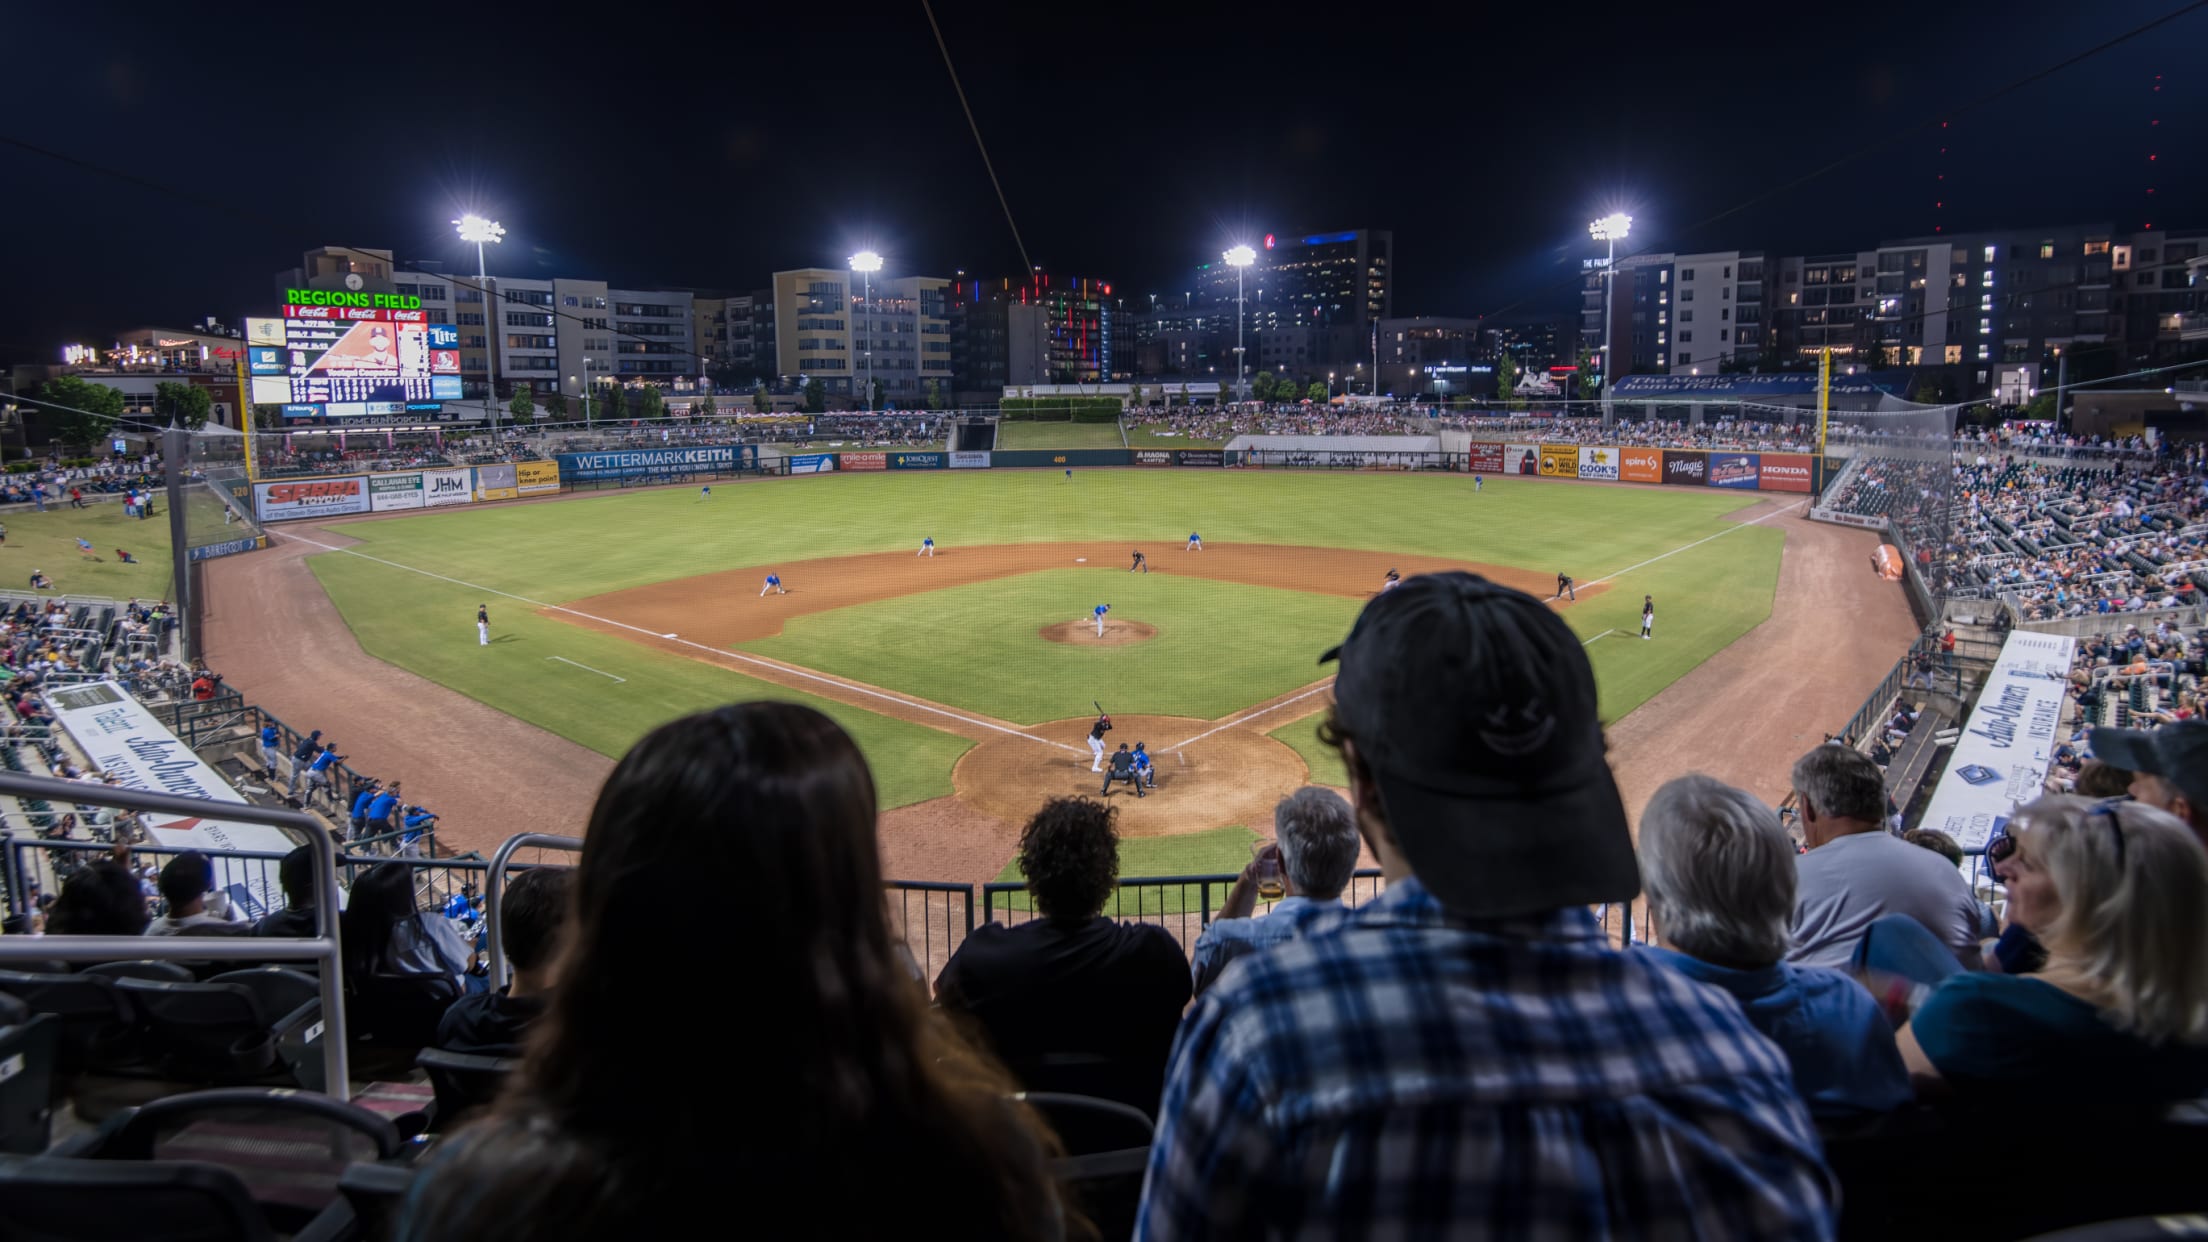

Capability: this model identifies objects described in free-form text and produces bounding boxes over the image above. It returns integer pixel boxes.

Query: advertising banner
[187,535,267,563]
[1175,450,1225,467]
[1467,442,1506,473]
[888,451,945,470]
[516,460,562,496]
[554,444,755,482]
[948,451,990,469]
[368,473,424,512]
[422,468,473,508]
[474,462,519,502]
[255,476,368,522]
[1132,450,1173,467]
[1758,453,1814,493]
[990,449,1134,468]
[841,452,888,471]
[1538,444,1578,478]
[44,681,290,916]
[1810,508,1888,530]
[1620,448,1664,483]
[1662,451,1709,486]
[1577,446,1621,482]
[787,453,837,474]
[1505,444,1541,476]
[1706,452,1761,489]
[1916,631,2079,852]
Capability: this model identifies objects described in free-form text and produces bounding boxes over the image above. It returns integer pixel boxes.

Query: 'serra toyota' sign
[255,477,368,521]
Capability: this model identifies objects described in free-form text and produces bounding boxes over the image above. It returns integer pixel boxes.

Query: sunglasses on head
[1986,797,2129,867]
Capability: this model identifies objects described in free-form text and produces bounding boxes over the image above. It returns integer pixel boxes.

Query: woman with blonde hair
[1896,795,2208,1115]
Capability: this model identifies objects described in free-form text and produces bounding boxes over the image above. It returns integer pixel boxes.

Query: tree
[509,383,536,423]
[1252,371,1276,402]
[1306,380,1327,402]
[600,385,627,422]
[1126,382,1145,408]
[1574,348,1601,400]
[543,389,568,420]
[2019,390,2057,421]
[1495,354,1520,407]
[36,374,124,451]
[634,385,665,421]
[152,381,213,429]
[752,382,769,412]
[802,378,827,414]
[695,391,717,421]
[870,377,887,409]
[252,404,284,431]
[1859,341,1889,371]
[924,378,944,410]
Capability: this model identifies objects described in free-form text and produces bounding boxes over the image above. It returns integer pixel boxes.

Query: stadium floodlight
[454,215,507,434]
[849,252,884,414]
[1224,246,1257,402]
[1587,213,1633,414]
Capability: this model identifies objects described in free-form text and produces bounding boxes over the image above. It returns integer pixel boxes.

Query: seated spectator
[1639,774,1912,1119]
[1140,574,1833,1237]
[936,797,1190,1113]
[1900,828,1964,869]
[437,867,568,1055]
[144,852,248,936]
[252,845,319,938]
[1895,796,2208,1117]
[395,704,1062,1240]
[2072,759,2134,799]
[342,862,474,993]
[46,859,149,935]
[1787,744,1980,970]
[2090,721,2207,848]
[1188,786,1359,994]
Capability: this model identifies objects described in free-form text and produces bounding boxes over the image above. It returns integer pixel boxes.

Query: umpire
[1101,743,1145,798]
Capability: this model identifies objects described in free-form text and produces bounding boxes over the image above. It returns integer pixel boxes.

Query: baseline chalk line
[545,656,627,683]
[1582,629,1617,646]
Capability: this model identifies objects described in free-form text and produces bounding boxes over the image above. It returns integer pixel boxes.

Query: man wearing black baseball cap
[1141,573,1833,1240]
[2091,721,2208,847]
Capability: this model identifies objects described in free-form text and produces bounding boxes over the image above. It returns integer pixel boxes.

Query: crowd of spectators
[1122,404,1425,441]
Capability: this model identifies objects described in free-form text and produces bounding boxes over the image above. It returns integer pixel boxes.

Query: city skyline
[2,0,2203,365]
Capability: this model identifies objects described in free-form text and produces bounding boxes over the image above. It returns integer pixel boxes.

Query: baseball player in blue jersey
[760,573,785,597]
[1186,531,1202,551]
[1475,475,1483,492]
[1132,741,1155,788]
[1092,602,1110,638]
[918,536,935,557]
[699,486,712,500]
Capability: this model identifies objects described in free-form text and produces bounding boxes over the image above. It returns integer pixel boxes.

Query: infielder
[1087,711,1113,771]
[1186,531,1203,551]
[918,536,935,557]
[760,573,786,597]
[1641,595,1655,639]
[1381,568,1402,593]
[1129,549,1147,574]
[476,604,490,646]
[1091,602,1110,638]
[1554,572,1576,602]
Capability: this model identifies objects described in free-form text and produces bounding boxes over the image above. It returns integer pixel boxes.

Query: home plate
[1075,557,1086,563]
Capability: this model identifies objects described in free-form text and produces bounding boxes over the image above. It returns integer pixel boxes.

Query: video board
[246,288,464,418]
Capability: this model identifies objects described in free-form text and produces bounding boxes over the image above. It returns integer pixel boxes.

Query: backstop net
[1801,399,1962,611]
[180,424,269,565]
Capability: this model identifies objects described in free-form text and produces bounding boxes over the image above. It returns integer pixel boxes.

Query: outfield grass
[305,552,972,809]
[986,824,1261,914]
[992,421,1125,450]
[0,503,178,600]
[746,570,1362,723]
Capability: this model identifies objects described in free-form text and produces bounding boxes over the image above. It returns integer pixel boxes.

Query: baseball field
[192,465,1815,880]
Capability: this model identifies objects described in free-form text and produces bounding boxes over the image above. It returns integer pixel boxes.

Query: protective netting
[181,424,266,559]
[1809,401,1962,597]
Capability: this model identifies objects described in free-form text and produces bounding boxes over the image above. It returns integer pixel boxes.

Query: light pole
[1588,212,1631,420]
[1328,371,1336,400]
[849,251,883,414]
[454,215,506,435]
[1224,245,1255,402]
[582,358,594,426]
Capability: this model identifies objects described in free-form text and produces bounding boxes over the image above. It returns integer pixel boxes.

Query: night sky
[3,0,2202,365]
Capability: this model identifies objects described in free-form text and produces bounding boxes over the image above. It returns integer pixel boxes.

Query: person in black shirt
[1101,743,1145,798]
[437,866,569,1054]
[935,796,1189,1113]
[253,845,320,938]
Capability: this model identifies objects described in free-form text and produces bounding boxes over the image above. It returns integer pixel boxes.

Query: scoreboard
[247,288,465,419]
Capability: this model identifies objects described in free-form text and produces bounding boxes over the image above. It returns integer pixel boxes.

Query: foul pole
[1814,347,1832,499]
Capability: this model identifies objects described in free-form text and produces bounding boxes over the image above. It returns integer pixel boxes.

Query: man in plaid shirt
[1137,573,1836,1240]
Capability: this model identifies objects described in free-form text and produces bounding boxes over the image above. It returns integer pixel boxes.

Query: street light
[849,251,883,415]
[1224,245,1256,402]
[1588,212,1631,417]
[454,214,506,435]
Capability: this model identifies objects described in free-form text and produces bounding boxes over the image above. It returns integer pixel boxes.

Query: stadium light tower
[1224,245,1256,402]
[849,251,884,414]
[455,214,507,434]
[1588,212,1631,417]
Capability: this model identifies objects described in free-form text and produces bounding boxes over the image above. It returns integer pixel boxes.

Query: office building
[949,274,1115,403]
[1376,317,1487,398]
[1194,229,1394,338]
[771,267,952,406]
[1772,253,1877,364]
[1479,314,1581,373]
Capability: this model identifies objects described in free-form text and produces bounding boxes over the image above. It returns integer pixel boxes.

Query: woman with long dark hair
[397,703,1066,1240]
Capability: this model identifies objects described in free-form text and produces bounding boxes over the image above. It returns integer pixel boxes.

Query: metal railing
[484,833,581,992]
[0,770,350,1099]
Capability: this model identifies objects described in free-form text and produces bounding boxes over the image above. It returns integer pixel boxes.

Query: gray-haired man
[1787,743,1979,970]
[1189,786,1360,994]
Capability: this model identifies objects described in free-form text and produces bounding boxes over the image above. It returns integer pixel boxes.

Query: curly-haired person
[936,796,1191,1115]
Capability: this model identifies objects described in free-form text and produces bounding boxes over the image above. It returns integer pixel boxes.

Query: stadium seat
[0,1155,340,1242]
[61,1087,399,1235]
[114,970,319,1083]
[0,1016,59,1155]
[1019,1092,1153,1242]
[415,1047,517,1131]
[0,971,139,1074]
[346,971,460,1052]
[80,962,192,985]
[2018,1220,2208,1242]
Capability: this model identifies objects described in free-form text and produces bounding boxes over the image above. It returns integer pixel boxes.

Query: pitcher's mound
[1040,619,1158,646]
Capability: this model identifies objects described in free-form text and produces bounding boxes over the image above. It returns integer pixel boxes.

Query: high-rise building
[1195,230,1394,339]
[771,268,952,406]
[948,274,1115,403]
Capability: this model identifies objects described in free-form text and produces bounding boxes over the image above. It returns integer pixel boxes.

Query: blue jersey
[310,750,339,773]
[350,790,376,818]
[260,725,277,746]
[1190,532,1201,541]
[1094,605,1109,617]
[1133,751,1151,772]
[766,575,780,585]
[366,792,399,822]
